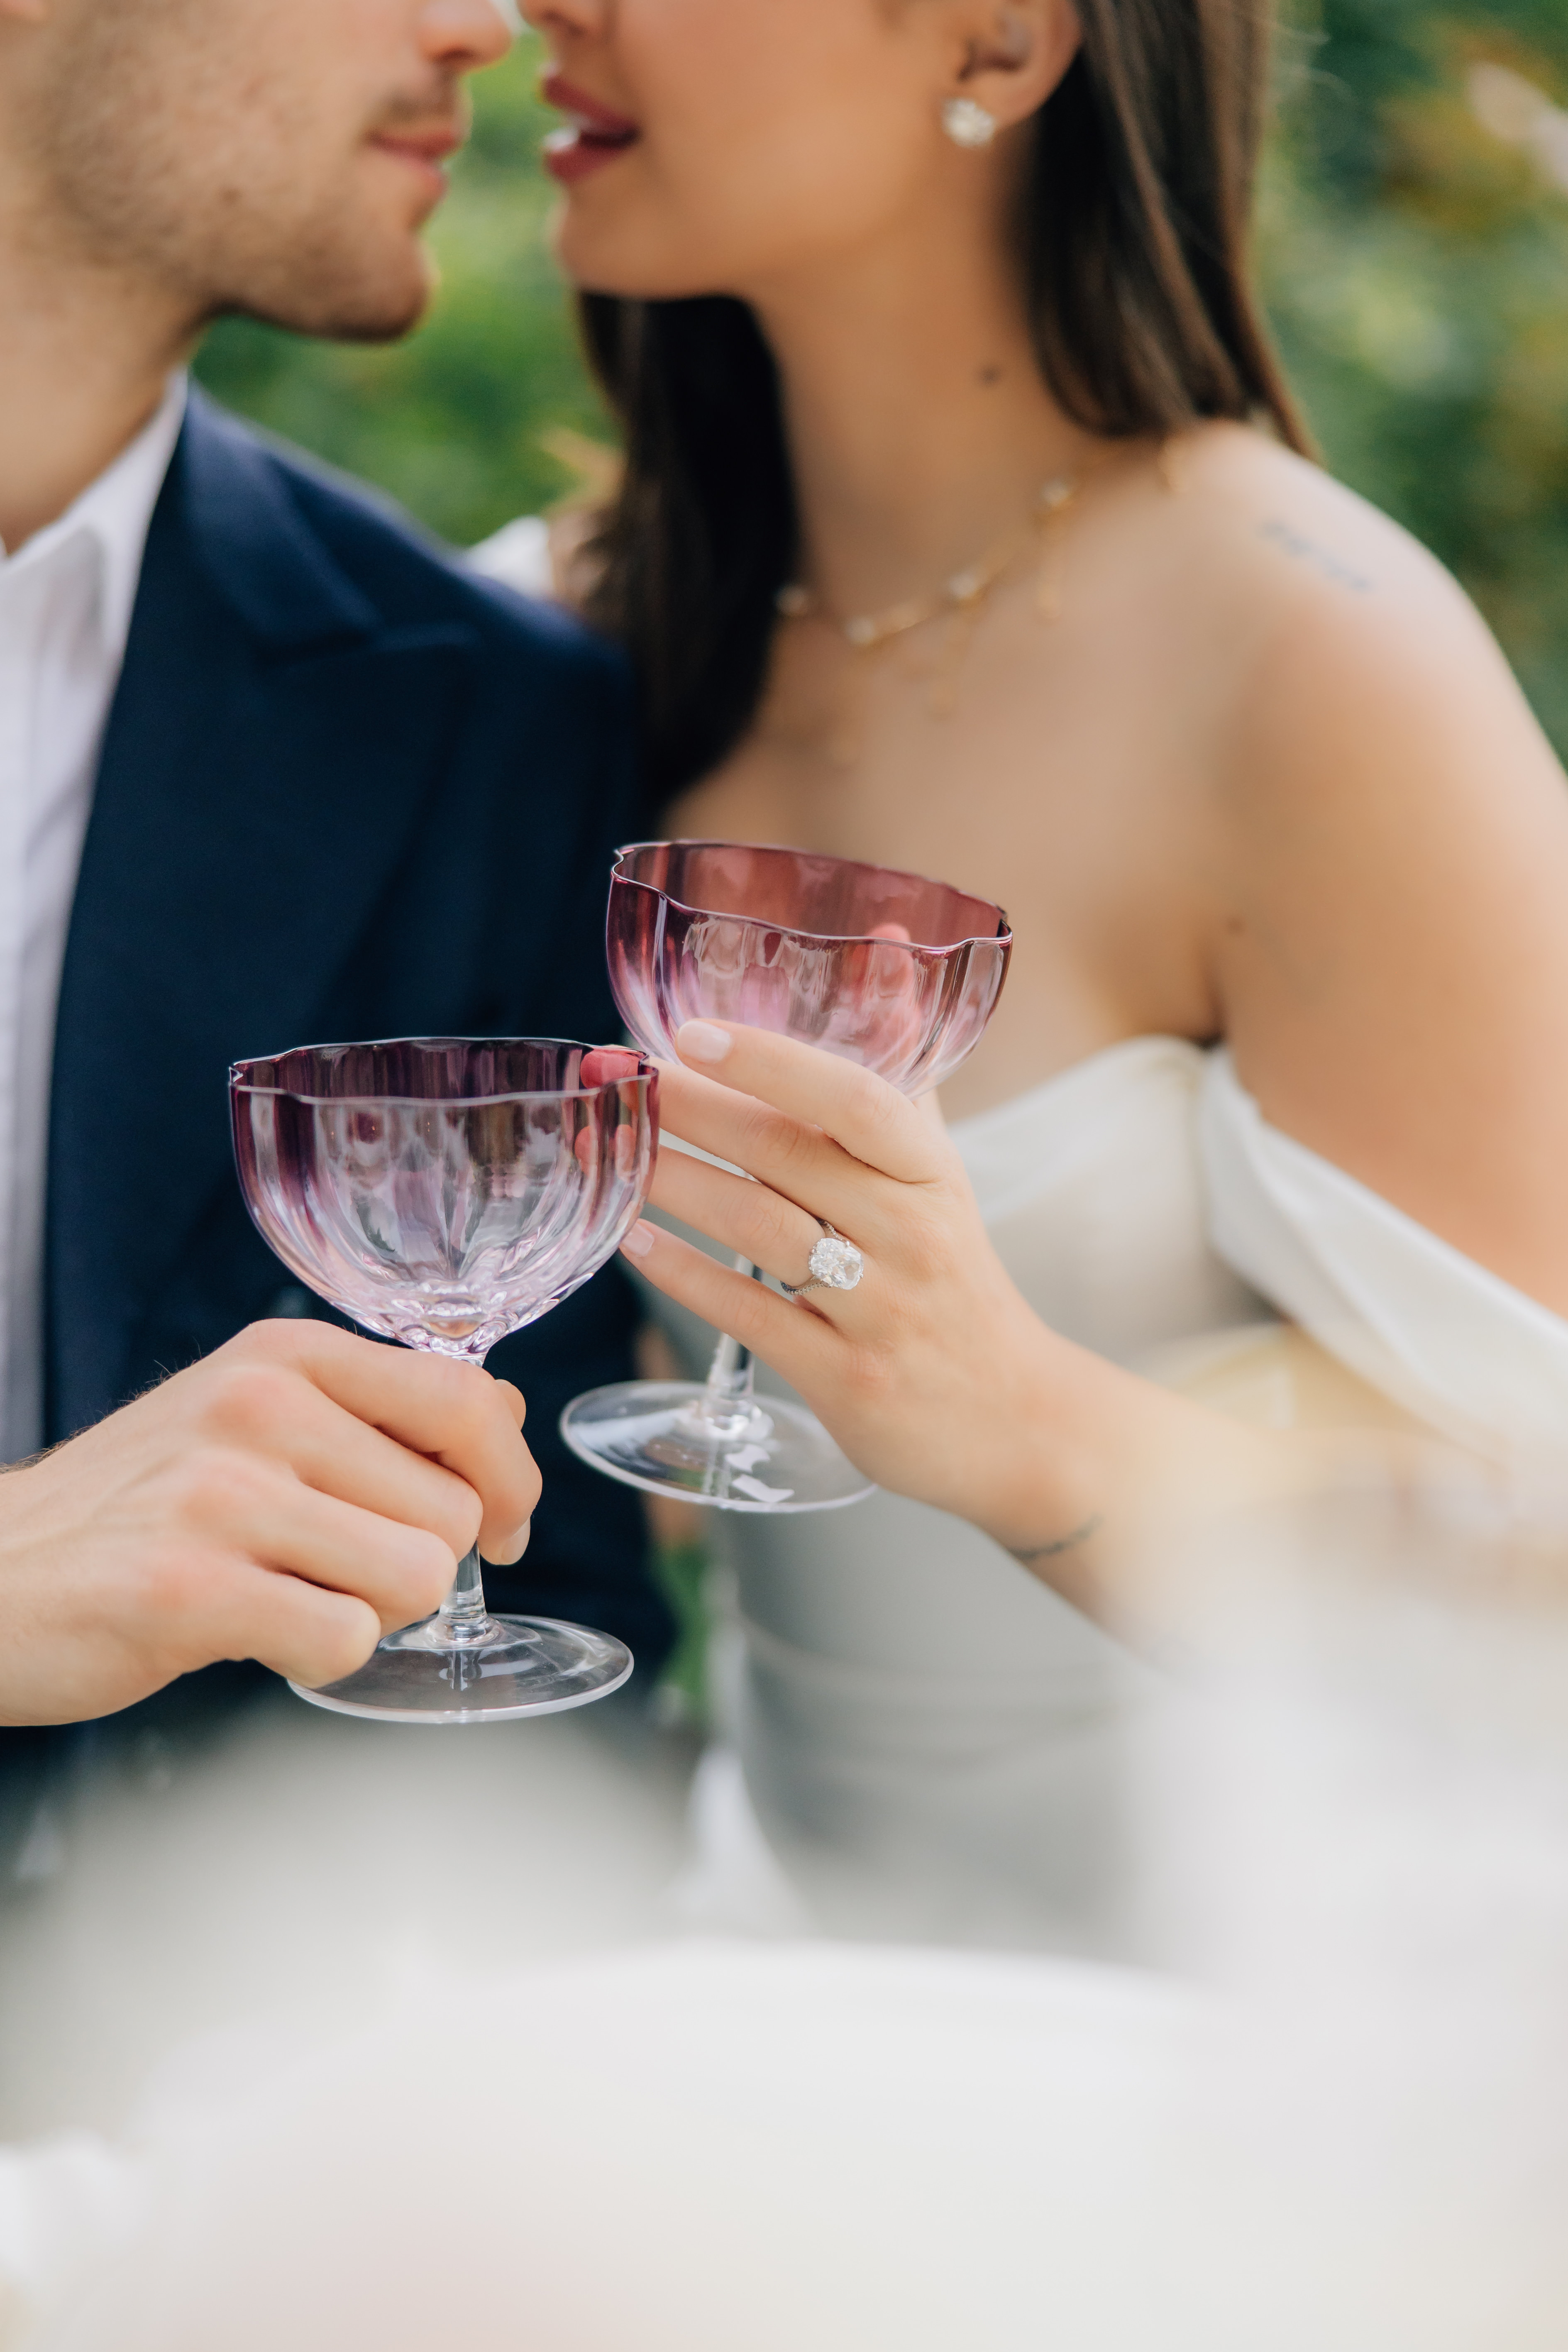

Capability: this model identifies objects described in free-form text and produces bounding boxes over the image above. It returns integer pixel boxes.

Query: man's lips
[540,68,640,183]
[369,123,466,195]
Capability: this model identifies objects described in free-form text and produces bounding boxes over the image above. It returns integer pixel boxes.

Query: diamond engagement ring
[780,1220,866,1301]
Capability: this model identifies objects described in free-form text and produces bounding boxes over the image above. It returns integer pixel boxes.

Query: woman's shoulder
[1156,422,1562,824]
[1162,421,1477,659]
[1158,427,1568,1315]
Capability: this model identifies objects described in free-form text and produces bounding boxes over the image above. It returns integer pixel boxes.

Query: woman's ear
[954,0,1082,132]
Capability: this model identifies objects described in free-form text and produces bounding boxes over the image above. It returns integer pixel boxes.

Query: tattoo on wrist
[1010,1514,1104,1570]
[1258,518,1373,595]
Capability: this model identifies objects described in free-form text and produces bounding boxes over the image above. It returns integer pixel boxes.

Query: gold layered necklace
[774,464,1093,766]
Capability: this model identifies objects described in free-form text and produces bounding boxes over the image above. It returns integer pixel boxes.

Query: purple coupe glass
[561,844,1011,1513]
[231,1038,657,1723]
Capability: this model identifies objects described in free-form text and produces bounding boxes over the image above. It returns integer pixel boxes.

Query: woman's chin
[549,217,734,305]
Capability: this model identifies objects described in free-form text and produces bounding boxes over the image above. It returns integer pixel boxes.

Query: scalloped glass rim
[611,841,1012,953]
[229,1036,653,1107]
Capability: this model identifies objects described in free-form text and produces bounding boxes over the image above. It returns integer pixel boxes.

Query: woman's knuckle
[733,1098,783,1165]
[777,1122,825,1183]
[845,1066,885,1132]
[905,1216,956,1282]
[841,1341,894,1411]
[731,1284,775,1349]
[752,1190,798,1259]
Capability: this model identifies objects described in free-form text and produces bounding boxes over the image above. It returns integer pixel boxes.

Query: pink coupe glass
[231,1037,658,1723]
[561,843,1011,1513]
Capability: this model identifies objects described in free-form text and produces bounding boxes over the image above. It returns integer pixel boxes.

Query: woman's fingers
[648,1146,832,1289]
[623,1221,842,1386]
[650,1059,947,1259]
[579,1046,642,1087]
[671,1022,947,1185]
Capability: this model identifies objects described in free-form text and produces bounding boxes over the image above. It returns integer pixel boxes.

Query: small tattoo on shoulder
[1258,518,1373,595]
[1011,1514,1105,1569]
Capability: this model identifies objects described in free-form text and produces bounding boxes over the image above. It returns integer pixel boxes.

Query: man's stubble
[20,0,445,343]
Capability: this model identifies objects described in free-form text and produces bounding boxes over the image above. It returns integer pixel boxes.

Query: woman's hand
[623,1020,1275,1620]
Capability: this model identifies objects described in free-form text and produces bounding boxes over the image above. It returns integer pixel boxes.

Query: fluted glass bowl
[606,840,1011,1096]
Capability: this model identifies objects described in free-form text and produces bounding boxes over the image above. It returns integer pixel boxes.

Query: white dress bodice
[650,1035,1568,1951]
[711,1040,1262,1949]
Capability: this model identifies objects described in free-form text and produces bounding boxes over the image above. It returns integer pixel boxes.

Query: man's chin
[319,283,433,344]
[217,242,436,346]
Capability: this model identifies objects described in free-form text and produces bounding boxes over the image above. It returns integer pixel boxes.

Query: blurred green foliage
[197,15,1568,752]
[1264,4,1568,751]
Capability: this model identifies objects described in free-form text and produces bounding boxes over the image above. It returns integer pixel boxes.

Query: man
[0,0,670,1786]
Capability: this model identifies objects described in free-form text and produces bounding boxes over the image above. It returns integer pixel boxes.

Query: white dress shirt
[0,375,187,1464]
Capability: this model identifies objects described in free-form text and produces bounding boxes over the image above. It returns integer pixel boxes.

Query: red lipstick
[540,69,640,185]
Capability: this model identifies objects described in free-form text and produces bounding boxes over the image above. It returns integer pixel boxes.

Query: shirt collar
[2,373,188,664]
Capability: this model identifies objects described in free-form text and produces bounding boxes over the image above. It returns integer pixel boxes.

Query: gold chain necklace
[773,468,1090,764]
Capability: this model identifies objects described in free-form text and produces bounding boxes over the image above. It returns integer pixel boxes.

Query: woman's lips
[540,69,640,185]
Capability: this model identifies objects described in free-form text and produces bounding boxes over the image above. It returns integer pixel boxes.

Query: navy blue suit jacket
[41,390,671,1703]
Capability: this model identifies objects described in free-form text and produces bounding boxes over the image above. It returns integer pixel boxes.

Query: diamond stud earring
[942,96,999,149]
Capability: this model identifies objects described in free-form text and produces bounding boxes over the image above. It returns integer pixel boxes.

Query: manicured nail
[621,1220,655,1260]
[676,1019,732,1065]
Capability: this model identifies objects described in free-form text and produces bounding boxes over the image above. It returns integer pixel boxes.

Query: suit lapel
[47,397,479,1436]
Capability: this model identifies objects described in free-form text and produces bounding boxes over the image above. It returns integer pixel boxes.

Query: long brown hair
[579,0,1311,801]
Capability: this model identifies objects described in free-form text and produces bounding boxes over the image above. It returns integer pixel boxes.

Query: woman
[518,0,1568,1945]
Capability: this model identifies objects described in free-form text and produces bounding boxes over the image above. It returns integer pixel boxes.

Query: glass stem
[426,1337,495,1645]
[696,1257,764,1434]
[438,1545,490,1644]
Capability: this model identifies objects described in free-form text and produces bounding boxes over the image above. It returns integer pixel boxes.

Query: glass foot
[560,1380,875,1513]
[288,1612,633,1725]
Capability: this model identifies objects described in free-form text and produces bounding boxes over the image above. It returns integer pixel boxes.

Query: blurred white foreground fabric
[25,1943,1205,2352]
[0,1486,1563,2348]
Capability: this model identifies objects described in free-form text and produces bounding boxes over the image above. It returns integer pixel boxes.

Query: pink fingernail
[676,1020,732,1065]
[621,1220,655,1260]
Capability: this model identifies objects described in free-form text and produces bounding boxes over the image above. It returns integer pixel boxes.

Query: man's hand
[0,1323,540,1726]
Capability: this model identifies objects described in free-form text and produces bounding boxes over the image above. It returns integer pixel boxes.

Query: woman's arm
[623,1021,1309,1635]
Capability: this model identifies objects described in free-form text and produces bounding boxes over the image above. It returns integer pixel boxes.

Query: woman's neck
[746,198,1092,620]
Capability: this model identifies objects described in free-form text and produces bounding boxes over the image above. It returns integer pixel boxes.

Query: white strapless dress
[647,1036,1568,1951]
